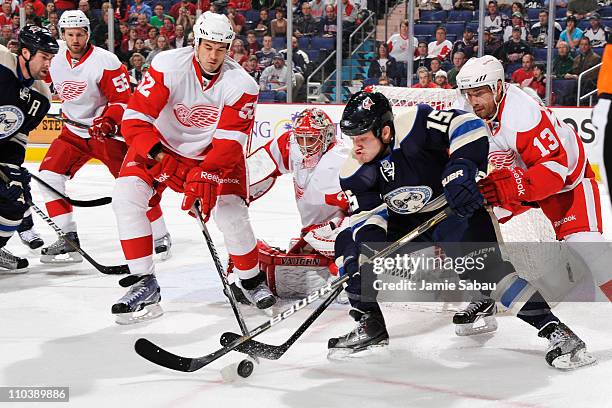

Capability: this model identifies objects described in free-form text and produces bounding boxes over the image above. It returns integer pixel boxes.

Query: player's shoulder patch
[500,84,542,132]
[32,79,52,101]
[339,154,378,192]
[0,45,18,78]
[150,47,193,73]
[92,45,124,70]
[221,57,259,96]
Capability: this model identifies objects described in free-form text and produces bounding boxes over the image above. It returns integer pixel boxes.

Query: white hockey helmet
[58,10,90,34]
[456,55,505,94]
[193,11,235,46]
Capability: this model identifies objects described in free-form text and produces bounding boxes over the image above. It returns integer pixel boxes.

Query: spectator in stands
[484,1,506,37]
[23,3,42,26]
[367,43,399,85]
[430,57,442,76]
[271,8,287,37]
[160,16,176,43]
[319,4,337,37]
[567,0,598,20]
[145,35,170,63]
[135,13,152,40]
[230,38,249,65]
[245,30,259,55]
[131,37,149,59]
[10,14,19,35]
[511,1,525,15]
[280,35,310,97]
[45,11,59,29]
[92,10,121,50]
[175,7,193,35]
[226,2,245,35]
[413,40,431,71]
[18,0,44,17]
[435,70,453,88]
[483,27,502,56]
[388,20,418,65]
[0,24,12,46]
[511,53,535,83]
[295,2,319,37]
[144,27,159,49]
[529,9,562,47]
[170,0,195,19]
[500,25,531,62]
[48,24,60,39]
[454,0,475,10]
[291,0,301,17]
[42,2,55,25]
[128,52,145,86]
[452,27,477,60]
[447,50,465,87]
[378,74,392,86]
[170,24,187,48]
[553,40,574,78]
[121,27,138,54]
[256,35,277,69]
[412,66,437,88]
[118,21,129,42]
[150,3,173,29]
[113,0,129,22]
[340,0,358,28]
[522,62,547,98]
[428,26,453,61]
[503,12,527,42]
[525,0,544,8]
[0,2,11,27]
[255,9,270,37]
[259,53,296,102]
[233,0,252,11]
[6,38,17,53]
[310,0,326,20]
[584,13,610,48]
[128,0,151,21]
[559,15,583,50]
[55,0,76,14]
[565,37,601,80]
[243,54,261,82]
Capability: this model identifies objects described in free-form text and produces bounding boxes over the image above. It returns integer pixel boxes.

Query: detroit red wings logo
[173,104,220,128]
[488,149,517,170]
[55,81,87,101]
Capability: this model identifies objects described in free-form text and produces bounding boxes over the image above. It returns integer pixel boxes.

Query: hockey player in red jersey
[40,10,171,264]
[111,11,276,324]
[235,108,350,298]
[456,55,611,360]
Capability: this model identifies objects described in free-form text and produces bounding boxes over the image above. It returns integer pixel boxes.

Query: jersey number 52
[137,72,156,97]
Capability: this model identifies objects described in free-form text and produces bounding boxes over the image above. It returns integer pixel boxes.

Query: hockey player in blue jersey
[328,91,595,370]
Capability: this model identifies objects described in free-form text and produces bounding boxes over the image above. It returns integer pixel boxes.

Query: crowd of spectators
[365,0,610,105]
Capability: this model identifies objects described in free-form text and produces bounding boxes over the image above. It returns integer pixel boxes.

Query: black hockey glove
[441,158,483,218]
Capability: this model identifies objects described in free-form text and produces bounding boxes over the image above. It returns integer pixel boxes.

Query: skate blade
[455,316,498,336]
[0,266,28,274]
[115,303,163,325]
[327,340,390,361]
[40,252,83,264]
[154,247,172,261]
[551,348,597,370]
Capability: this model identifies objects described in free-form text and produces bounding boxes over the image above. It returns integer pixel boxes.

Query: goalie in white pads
[231,107,351,299]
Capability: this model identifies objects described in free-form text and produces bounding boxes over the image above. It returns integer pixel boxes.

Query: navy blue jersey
[0,47,52,166]
[339,104,490,247]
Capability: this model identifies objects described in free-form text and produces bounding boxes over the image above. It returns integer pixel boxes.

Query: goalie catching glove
[181,167,219,221]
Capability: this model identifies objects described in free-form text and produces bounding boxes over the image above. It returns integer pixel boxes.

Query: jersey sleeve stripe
[540,160,568,179]
[352,213,388,241]
[123,109,156,124]
[215,128,248,147]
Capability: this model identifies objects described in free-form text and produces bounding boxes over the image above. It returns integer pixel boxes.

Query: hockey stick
[47,114,120,139]
[31,173,112,207]
[134,206,452,371]
[29,202,130,275]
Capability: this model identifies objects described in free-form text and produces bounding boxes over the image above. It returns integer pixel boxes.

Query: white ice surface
[0,164,611,408]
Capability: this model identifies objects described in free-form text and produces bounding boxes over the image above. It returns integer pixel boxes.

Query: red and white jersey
[427,39,453,60]
[487,84,589,201]
[49,44,131,138]
[387,33,418,63]
[263,131,350,230]
[122,47,258,162]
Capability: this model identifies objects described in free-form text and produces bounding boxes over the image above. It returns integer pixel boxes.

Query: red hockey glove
[477,167,529,207]
[88,116,119,141]
[147,154,191,193]
[181,167,219,221]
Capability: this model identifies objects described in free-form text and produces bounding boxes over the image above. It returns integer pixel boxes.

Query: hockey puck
[237,359,254,378]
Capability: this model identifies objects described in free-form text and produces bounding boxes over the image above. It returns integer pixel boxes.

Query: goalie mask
[292,108,336,168]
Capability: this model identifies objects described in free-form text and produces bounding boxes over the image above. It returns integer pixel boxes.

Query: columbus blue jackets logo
[0,105,25,139]
[383,186,432,214]
[361,97,373,110]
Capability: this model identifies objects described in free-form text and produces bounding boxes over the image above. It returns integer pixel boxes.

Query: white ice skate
[19,228,44,250]
[0,247,28,273]
[238,279,277,311]
[453,298,498,336]
[40,232,83,264]
[538,321,596,370]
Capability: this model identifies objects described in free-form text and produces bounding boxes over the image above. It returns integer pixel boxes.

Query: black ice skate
[327,309,389,359]
[538,322,596,370]
[0,247,28,273]
[18,228,44,250]
[112,274,163,325]
[40,232,83,264]
[453,297,498,336]
[154,233,172,261]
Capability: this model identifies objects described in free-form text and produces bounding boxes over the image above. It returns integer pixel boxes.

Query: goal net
[369,86,577,312]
